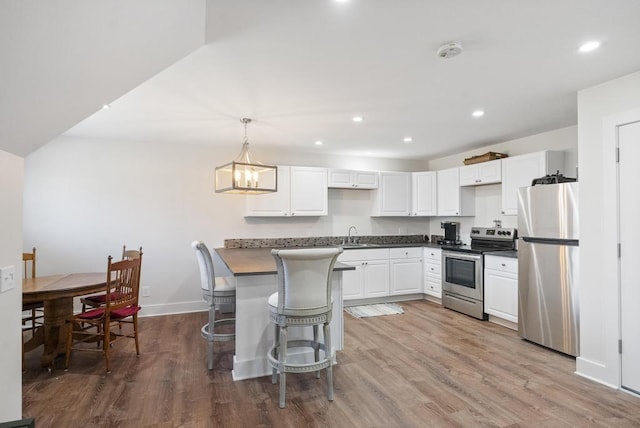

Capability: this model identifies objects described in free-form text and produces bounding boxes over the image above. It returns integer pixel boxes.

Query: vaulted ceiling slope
[0,0,206,157]
[4,1,640,161]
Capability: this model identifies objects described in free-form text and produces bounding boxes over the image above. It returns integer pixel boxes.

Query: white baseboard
[138,300,208,318]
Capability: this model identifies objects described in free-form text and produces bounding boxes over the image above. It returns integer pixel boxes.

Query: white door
[619,120,640,394]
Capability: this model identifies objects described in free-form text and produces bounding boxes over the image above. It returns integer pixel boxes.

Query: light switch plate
[0,265,16,293]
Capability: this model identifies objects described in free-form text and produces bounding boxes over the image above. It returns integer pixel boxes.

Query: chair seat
[77,305,141,320]
[267,292,333,314]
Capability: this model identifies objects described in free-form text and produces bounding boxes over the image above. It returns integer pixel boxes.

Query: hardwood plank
[23,300,640,427]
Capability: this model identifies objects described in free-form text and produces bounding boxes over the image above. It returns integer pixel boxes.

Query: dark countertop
[215,247,355,276]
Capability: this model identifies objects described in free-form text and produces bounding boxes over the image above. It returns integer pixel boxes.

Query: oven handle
[442,251,482,262]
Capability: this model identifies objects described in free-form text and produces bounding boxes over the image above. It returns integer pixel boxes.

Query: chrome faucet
[348,226,358,244]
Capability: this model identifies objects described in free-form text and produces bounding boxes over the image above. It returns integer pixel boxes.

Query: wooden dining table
[22,272,107,369]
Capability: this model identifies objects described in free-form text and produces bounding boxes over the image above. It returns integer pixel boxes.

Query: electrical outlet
[0,265,15,293]
[142,286,150,297]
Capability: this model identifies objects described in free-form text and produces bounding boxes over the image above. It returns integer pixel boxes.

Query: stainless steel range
[441,227,517,320]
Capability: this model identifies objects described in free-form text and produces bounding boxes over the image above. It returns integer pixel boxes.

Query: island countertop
[215,247,354,276]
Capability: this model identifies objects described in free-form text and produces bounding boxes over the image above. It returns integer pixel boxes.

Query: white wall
[576,70,640,387]
[0,150,23,422]
[426,126,577,242]
[23,136,429,316]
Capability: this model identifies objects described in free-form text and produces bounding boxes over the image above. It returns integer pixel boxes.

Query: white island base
[231,271,344,381]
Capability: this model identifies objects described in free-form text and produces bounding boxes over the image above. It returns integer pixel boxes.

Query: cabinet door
[245,166,291,216]
[437,167,466,216]
[484,269,518,323]
[425,273,442,298]
[363,260,390,298]
[390,258,423,295]
[341,261,364,300]
[459,164,479,186]
[372,172,411,216]
[290,167,328,216]
[353,171,378,189]
[501,152,545,215]
[328,169,353,188]
[477,160,501,184]
[411,171,437,216]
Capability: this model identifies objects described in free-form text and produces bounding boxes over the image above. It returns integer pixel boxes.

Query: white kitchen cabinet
[501,151,565,215]
[423,247,442,299]
[411,171,437,216]
[390,248,423,295]
[459,159,502,186]
[339,249,390,300]
[328,169,378,189]
[436,167,475,216]
[245,166,328,217]
[484,255,518,325]
[371,172,412,216]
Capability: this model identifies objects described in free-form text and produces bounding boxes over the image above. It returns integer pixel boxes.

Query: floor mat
[344,303,404,318]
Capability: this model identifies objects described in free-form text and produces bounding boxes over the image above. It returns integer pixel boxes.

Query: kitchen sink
[340,243,380,249]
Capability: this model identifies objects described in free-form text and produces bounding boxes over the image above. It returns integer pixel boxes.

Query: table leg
[41,297,73,369]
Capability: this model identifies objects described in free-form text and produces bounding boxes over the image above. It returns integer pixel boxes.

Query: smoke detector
[437,41,463,59]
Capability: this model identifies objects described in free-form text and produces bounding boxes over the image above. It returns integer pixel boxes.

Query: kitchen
[2,1,640,424]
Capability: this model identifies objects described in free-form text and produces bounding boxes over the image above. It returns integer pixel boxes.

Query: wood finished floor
[22,300,640,427]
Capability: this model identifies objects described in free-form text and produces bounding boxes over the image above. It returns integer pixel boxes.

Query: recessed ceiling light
[102,104,111,109]
[472,110,485,118]
[335,0,349,2]
[403,137,413,143]
[352,116,364,123]
[579,41,601,53]
[315,141,323,146]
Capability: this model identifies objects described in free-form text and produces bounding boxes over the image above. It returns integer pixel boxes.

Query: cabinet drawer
[390,247,422,259]
[339,248,390,262]
[484,255,517,273]
[424,261,441,276]
[423,248,442,261]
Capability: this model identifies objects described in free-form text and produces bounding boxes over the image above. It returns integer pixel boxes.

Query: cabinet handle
[501,263,506,267]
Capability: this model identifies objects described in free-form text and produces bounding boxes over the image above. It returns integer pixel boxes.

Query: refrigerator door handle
[521,236,579,246]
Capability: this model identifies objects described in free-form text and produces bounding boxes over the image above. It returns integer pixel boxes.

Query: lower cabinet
[339,249,390,300]
[389,248,423,295]
[484,255,518,324]
[423,247,442,299]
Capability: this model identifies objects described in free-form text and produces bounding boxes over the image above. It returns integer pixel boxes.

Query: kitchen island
[215,247,353,381]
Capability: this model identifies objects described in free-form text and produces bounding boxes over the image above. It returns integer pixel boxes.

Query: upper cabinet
[411,171,437,216]
[245,166,328,217]
[501,151,565,215]
[371,172,411,216]
[328,169,379,189]
[437,167,475,216]
[459,159,502,186]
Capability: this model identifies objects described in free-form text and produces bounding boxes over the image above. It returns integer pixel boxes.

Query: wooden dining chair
[22,247,43,370]
[22,247,43,332]
[65,253,143,373]
[80,245,142,312]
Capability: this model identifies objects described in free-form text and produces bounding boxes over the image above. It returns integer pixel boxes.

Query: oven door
[442,251,483,301]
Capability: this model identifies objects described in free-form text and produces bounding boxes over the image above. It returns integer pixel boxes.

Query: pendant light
[215,118,278,194]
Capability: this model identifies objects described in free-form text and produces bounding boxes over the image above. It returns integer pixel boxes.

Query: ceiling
[9,1,640,160]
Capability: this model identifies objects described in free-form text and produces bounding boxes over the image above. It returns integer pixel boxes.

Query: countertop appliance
[440,221,461,245]
[442,226,517,320]
[517,182,579,356]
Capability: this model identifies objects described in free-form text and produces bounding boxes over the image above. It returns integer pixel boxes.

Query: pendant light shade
[215,118,278,194]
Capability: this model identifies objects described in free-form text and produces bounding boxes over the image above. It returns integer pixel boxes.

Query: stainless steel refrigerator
[517,182,579,356]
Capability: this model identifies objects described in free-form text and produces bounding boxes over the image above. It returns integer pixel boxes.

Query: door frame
[604,108,640,391]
